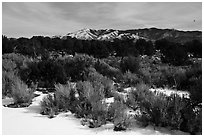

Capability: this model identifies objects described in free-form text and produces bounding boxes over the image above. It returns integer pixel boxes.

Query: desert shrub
[150,69,164,87]
[107,102,116,122]
[11,77,34,105]
[19,61,40,86]
[87,71,114,98]
[38,59,67,87]
[111,100,131,131]
[88,99,108,128]
[157,96,182,128]
[179,100,202,134]
[185,39,202,58]
[166,64,202,105]
[173,68,187,89]
[103,56,121,69]
[76,81,94,101]
[20,59,67,88]
[74,81,97,117]
[75,81,107,127]
[2,53,24,66]
[87,81,107,125]
[150,65,187,89]
[128,84,176,127]
[156,66,176,88]
[155,39,188,66]
[40,94,57,118]
[135,39,155,56]
[128,83,201,133]
[2,59,17,72]
[189,76,202,105]
[122,71,142,86]
[180,64,202,105]
[64,54,96,81]
[2,71,15,97]
[94,59,122,80]
[186,107,202,134]
[40,83,74,117]
[54,83,72,112]
[164,95,186,129]
[120,55,141,74]
[3,53,31,72]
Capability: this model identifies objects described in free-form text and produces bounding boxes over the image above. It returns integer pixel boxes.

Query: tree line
[2,35,202,66]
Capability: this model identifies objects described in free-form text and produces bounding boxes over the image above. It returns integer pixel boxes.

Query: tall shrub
[87,71,114,97]
[11,77,34,105]
[75,81,107,127]
[120,55,141,74]
[55,83,72,111]
[2,71,15,97]
[128,84,187,130]
[40,94,57,118]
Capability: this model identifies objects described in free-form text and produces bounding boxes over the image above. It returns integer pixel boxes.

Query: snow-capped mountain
[61,28,202,43]
[62,28,144,41]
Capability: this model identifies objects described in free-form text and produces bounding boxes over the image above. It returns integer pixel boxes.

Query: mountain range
[60,28,202,43]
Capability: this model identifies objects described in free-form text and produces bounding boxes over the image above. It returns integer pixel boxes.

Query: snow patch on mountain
[66,28,98,40]
[63,29,146,41]
[97,30,119,40]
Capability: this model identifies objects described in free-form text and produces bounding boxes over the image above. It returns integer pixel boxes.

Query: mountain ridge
[59,28,201,43]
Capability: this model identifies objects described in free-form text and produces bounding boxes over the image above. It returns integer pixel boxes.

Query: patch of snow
[149,88,190,98]
[2,91,189,135]
[66,28,97,40]
[102,97,114,105]
[98,30,119,40]
[34,90,42,95]
[63,29,147,41]
[70,82,76,88]
[126,108,142,118]
[123,87,136,93]
[114,91,128,102]
[74,93,79,98]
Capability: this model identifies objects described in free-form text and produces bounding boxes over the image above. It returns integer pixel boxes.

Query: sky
[2,2,202,38]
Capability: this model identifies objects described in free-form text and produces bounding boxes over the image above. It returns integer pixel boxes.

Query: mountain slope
[62,28,201,43]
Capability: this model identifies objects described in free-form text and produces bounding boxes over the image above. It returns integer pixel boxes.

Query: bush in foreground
[11,77,34,106]
[128,83,202,134]
[2,71,15,98]
[75,81,107,127]
[55,83,72,112]
[87,71,114,98]
[108,100,131,131]
[40,83,73,117]
[40,94,57,118]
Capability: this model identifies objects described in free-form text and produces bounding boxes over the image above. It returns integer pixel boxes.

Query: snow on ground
[149,88,190,98]
[102,97,114,105]
[123,86,189,98]
[2,91,189,135]
[124,87,137,93]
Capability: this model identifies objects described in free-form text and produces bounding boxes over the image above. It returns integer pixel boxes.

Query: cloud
[2,2,85,37]
[2,2,202,38]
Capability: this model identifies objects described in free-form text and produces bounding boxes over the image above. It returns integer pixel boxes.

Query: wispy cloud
[2,2,202,38]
